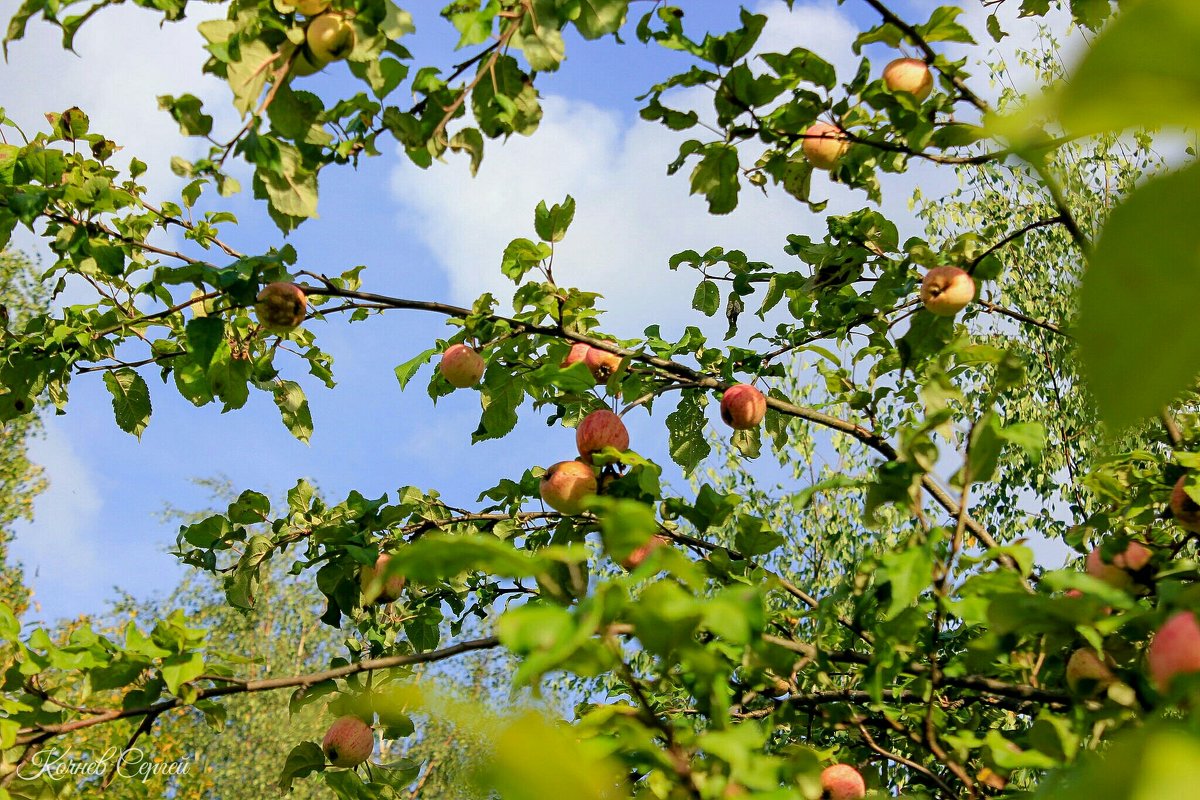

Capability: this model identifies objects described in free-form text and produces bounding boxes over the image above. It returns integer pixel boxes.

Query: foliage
[0,249,48,616]
[0,2,1199,800]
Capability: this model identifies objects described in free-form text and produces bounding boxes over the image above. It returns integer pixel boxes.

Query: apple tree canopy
[1,1,1200,799]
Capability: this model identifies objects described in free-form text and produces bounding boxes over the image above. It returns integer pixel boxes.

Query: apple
[539,461,598,515]
[322,715,374,768]
[291,46,327,76]
[1148,610,1200,692]
[619,534,670,571]
[720,383,767,430]
[919,266,975,316]
[576,409,629,463]
[820,764,865,800]
[1066,648,1116,694]
[360,553,406,604]
[585,346,622,382]
[255,282,307,332]
[1086,541,1152,589]
[294,0,330,15]
[1170,474,1200,532]
[307,11,356,63]
[802,122,849,171]
[439,343,486,388]
[883,57,933,101]
[562,342,592,370]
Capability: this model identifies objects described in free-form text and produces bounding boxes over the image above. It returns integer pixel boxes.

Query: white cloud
[8,420,103,622]
[1,4,232,204]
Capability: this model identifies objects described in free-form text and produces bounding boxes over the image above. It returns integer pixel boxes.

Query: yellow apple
[801,122,849,171]
[307,11,356,63]
[539,461,597,515]
[360,553,406,604]
[919,266,975,316]
[883,57,933,101]
[439,343,486,388]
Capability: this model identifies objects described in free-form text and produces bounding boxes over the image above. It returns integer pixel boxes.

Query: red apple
[883,57,933,101]
[255,282,307,332]
[539,461,598,515]
[802,122,849,171]
[439,343,485,388]
[1086,541,1152,589]
[562,342,592,370]
[720,383,767,430]
[584,346,622,382]
[360,553,406,604]
[1066,648,1116,694]
[920,267,975,316]
[322,715,374,768]
[820,764,866,800]
[619,535,670,571]
[1171,475,1200,532]
[1148,610,1200,692]
[576,409,629,463]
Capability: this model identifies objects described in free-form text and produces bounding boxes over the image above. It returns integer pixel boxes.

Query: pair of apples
[290,1,356,77]
[802,57,934,170]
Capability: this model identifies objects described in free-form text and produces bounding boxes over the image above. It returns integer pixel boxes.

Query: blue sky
[0,0,1073,625]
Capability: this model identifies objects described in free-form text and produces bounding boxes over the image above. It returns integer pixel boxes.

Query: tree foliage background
[1,1,1200,799]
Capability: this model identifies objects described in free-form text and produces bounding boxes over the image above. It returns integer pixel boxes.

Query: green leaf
[103,369,152,438]
[225,38,276,117]
[880,542,934,620]
[278,742,326,791]
[273,380,313,443]
[733,515,784,556]
[1053,0,1200,134]
[225,535,273,609]
[395,348,436,389]
[449,127,485,176]
[689,143,740,215]
[534,195,576,243]
[666,391,710,475]
[571,0,629,39]
[161,651,204,695]
[692,279,720,316]
[1078,160,1200,428]
[185,317,224,370]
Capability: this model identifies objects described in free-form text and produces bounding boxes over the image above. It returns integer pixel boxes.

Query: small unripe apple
[307,11,355,63]
[322,715,374,768]
[576,410,629,463]
[584,346,622,382]
[255,282,307,332]
[294,0,330,15]
[801,122,849,170]
[882,57,933,101]
[720,383,767,430]
[820,764,866,800]
[619,534,670,571]
[1066,648,1116,694]
[360,553,406,604]
[539,461,598,515]
[920,267,975,316]
[1148,610,1200,692]
[1171,475,1200,532]
[439,343,485,388]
